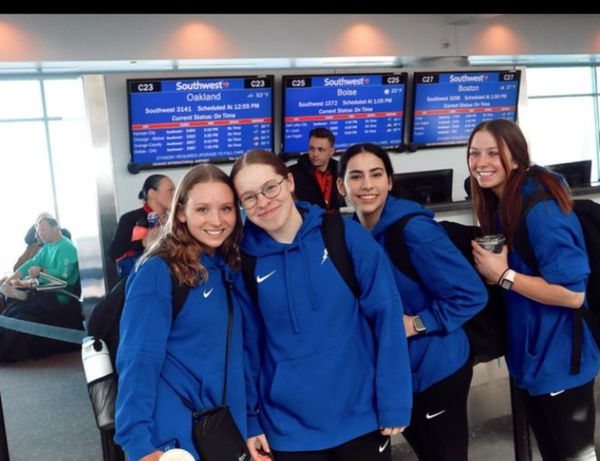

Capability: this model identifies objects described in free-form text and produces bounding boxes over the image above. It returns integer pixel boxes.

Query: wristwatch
[499,269,516,290]
[413,315,426,334]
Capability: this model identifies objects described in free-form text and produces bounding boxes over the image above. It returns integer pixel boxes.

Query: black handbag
[182,272,250,461]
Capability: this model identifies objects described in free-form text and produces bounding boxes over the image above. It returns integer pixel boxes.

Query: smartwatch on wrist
[412,315,426,334]
[499,269,516,290]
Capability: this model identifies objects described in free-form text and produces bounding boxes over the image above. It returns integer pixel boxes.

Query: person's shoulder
[129,256,170,289]
[288,160,304,174]
[57,236,77,251]
[119,207,145,222]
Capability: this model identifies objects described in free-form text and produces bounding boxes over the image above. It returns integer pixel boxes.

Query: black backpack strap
[240,251,258,307]
[170,274,190,321]
[220,268,235,406]
[320,213,360,298]
[385,212,430,283]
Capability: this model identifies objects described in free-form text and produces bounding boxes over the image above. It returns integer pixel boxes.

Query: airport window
[0,77,101,297]
[526,67,600,181]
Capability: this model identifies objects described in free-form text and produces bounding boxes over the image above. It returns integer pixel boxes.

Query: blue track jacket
[115,255,246,461]
[367,196,487,393]
[503,179,600,395]
[239,202,412,451]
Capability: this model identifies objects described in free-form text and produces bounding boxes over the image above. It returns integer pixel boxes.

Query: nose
[207,208,223,225]
[255,192,271,208]
[361,176,374,190]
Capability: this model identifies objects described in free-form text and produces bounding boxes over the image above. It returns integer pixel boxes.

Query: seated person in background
[108,174,175,277]
[13,212,72,271]
[0,216,83,362]
[289,127,346,212]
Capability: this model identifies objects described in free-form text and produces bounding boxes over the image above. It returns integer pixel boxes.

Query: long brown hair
[138,165,242,286]
[467,119,572,247]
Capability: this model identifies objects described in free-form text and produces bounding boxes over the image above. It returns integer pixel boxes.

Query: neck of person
[357,208,384,231]
[146,199,165,214]
[45,233,62,244]
[268,207,303,244]
[315,162,329,173]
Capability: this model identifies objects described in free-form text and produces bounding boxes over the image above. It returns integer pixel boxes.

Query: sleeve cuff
[247,413,264,438]
[378,407,412,428]
[417,309,441,334]
[125,439,157,461]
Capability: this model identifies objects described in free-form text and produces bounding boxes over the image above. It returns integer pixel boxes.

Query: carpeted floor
[1,350,599,461]
[0,351,102,461]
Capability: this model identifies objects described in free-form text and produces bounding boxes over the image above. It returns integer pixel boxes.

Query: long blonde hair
[137,165,242,286]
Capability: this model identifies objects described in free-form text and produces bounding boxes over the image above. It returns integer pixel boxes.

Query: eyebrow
[348,167,385,175]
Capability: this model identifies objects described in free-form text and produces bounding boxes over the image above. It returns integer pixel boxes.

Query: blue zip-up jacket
[503,178,600,395]
[239,202,412,451]
[367,196,487,393]
[114,254,246,461]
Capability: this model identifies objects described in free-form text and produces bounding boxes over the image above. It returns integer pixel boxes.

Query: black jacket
[108,207,148,261]
[289,155,346,211]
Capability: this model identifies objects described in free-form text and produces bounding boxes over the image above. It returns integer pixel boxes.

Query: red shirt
[313,169,334,210]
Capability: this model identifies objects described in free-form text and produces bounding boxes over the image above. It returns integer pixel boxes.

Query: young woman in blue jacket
[114,165,247,461]
[337,143,487,461]
[467,119,600,461]
[230,149,412,461]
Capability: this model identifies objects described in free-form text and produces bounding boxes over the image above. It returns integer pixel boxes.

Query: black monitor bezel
[546,159,593,188]
[280,71,408,157]
[126,74,275,172]
[392,168,454,205]
[409,69,521,149]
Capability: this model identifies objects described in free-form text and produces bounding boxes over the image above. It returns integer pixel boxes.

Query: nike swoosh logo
[550,390,565,397]
[203,288,214,298]
[378,437,390,453]
[256,270,276,283]
[425,409,446,420]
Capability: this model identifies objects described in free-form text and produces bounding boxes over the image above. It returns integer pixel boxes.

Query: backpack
[513,196,600,374]
[384,213,507,365]
[87,273,190,367]
[240,213,504,365]
[84,272,190,434]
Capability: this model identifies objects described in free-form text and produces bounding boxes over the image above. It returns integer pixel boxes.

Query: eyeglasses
[239,177,286,209]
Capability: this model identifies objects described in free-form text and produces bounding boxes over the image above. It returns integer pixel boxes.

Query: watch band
[500,269,516,290]
[413,315,426,334]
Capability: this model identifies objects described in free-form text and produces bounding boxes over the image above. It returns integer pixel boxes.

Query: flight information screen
[282,73,406,153]
[127,75,273,169]
[411,70,520,147]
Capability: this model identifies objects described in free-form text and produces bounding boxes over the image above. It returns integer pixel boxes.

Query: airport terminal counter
[425,183,600,225]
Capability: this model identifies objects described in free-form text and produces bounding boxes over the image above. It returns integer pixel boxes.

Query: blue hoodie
[367,196,488,393]
[115,254,246,461]
[502,178,600,395]
[239,202,412,451]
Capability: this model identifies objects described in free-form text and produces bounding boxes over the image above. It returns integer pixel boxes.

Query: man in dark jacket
[289,127,346,212]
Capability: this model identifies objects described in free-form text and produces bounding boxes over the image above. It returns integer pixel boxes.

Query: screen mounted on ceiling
[282,72,407,154]
[410,70,521,147]
[127,75,274,171]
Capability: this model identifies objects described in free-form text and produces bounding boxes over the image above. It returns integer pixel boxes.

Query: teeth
[360,195,377,199]
[204,229,223,235]
[478,171,495,176]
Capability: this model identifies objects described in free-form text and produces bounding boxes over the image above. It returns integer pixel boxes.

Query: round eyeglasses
[239,177,286,209]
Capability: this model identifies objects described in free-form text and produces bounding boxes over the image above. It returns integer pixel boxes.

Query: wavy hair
[467,119,572,247]
[137,165,242,286]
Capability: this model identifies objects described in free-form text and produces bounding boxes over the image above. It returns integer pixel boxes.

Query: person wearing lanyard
[289,127,346,212]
